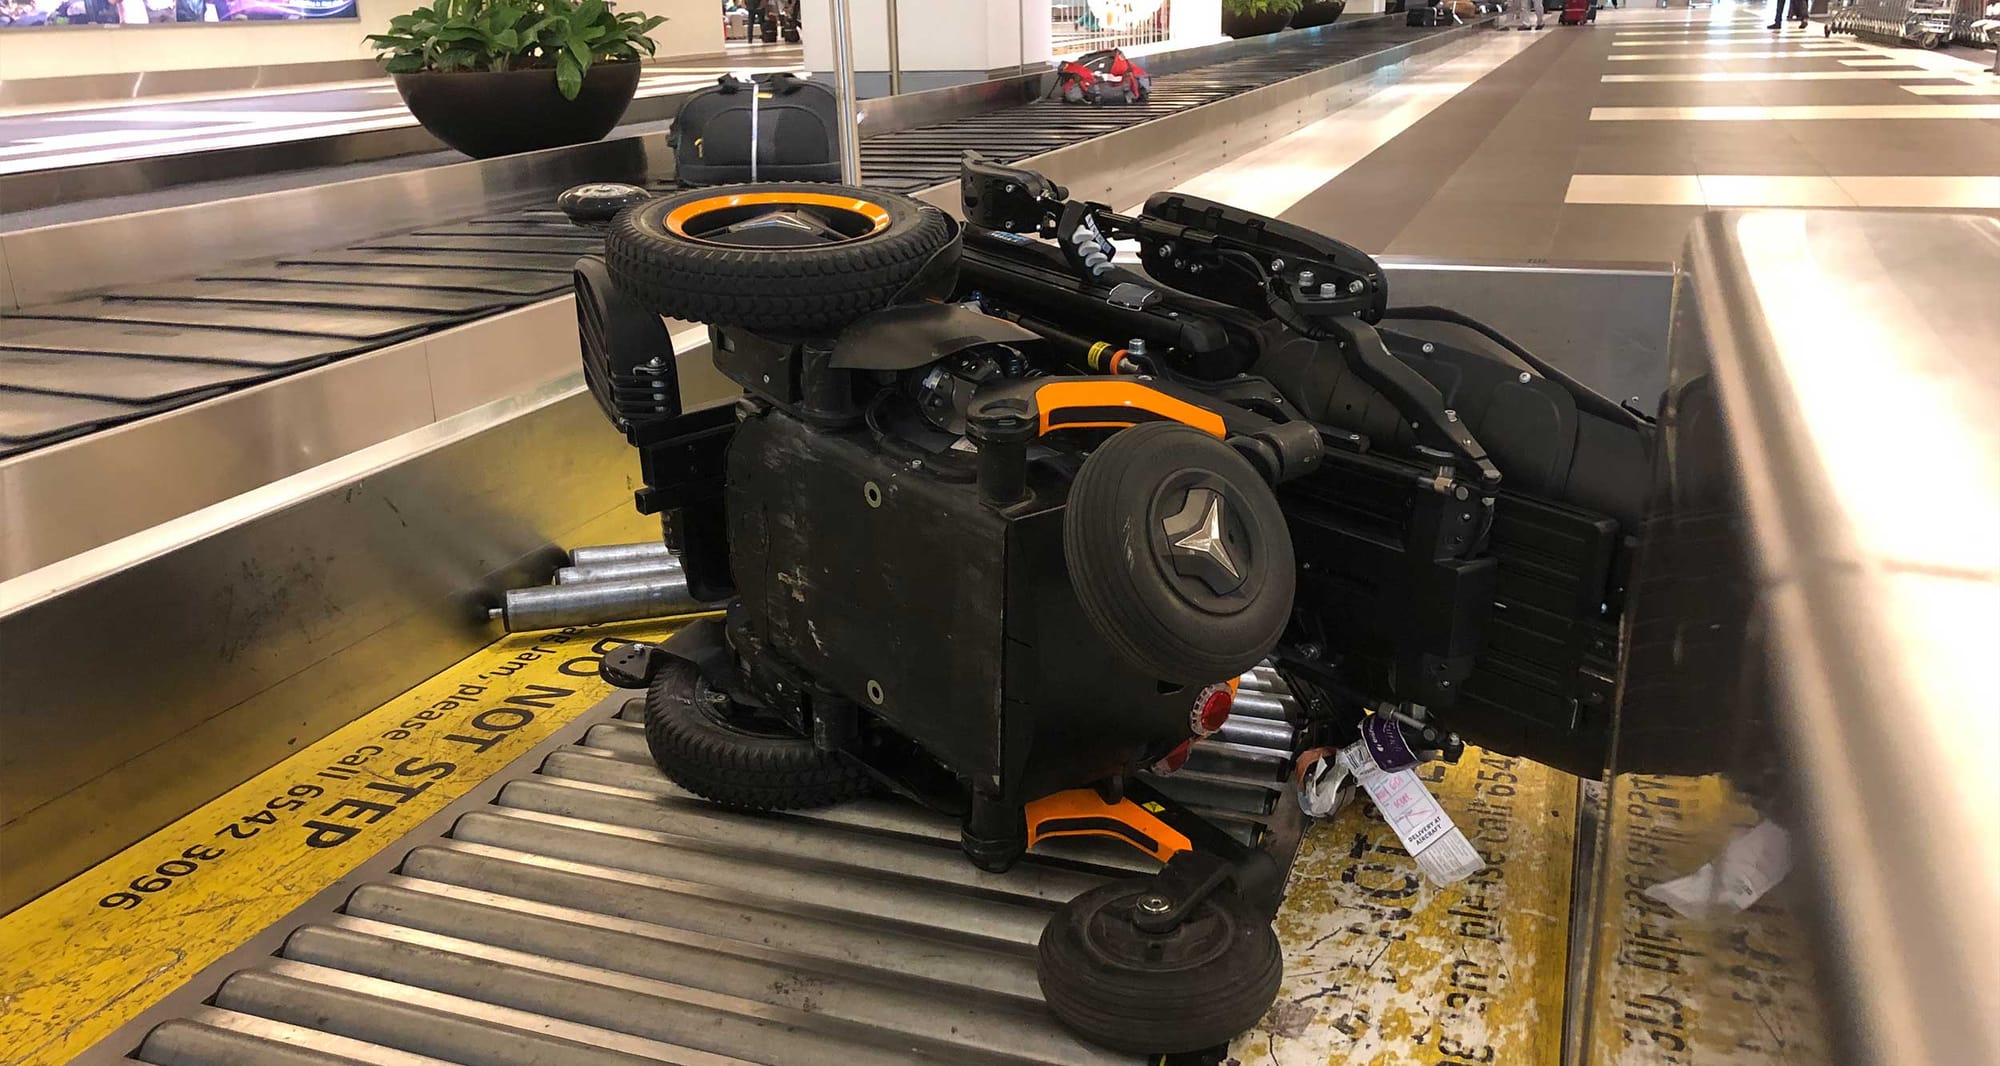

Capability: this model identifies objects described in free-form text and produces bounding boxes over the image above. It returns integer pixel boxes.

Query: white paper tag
[1340,743,1483,886]
[1644,818,1794,919]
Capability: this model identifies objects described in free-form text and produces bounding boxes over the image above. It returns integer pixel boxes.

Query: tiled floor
[1270,2,2000,263]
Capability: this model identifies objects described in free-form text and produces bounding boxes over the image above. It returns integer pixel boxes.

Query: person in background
[1514,0,1544,30]
[1768,0,1807,29]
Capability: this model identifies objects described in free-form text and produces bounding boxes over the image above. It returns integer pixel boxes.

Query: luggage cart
[1824,0,1969,48]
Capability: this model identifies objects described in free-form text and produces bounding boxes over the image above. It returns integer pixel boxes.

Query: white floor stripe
[1609,48,1873,60]
[1610,38,1851,46]
[1902,83,2000,96]
[1603,69,1964,81]
[1612,29,1822,36]
[1839,58,1918,66]
[1566,173,2000,208]
[1124,34,1542,217]
[1591,103,2000,120]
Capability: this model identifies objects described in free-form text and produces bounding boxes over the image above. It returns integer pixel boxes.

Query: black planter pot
[1222,8,1296,36]
[393,61,642,159]
[1289,0,1346,27]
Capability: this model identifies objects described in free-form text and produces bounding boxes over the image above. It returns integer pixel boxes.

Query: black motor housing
[725,407,1203,802]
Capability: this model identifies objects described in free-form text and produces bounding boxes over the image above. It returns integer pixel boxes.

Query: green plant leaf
[556,51,584,99]
[383,53,427,72]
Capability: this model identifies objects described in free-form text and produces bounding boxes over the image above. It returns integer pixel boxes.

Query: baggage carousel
[0,14,1490,461]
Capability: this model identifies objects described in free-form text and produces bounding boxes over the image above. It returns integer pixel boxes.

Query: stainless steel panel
[0,378,661,911]
[0,309,719,580]
[82,693,1304,1065]
[1577,211,2000,1066]
[1378,258,1677,416]
[0,134,672,309]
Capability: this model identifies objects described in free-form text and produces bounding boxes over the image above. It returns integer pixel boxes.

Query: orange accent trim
[1107,348,1128,374]
[1032,380,1227,438]
[1024,788,1194,863]
[663,191,893,240]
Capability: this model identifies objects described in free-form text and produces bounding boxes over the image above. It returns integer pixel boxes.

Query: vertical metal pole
[1019,0,1030,76]
[886,0,903,96]
[829,0,863,183]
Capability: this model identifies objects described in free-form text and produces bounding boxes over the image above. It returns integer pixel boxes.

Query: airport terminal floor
[2,3,1996,1066]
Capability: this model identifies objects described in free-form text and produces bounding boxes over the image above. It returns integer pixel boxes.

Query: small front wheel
[1037,878,1283,1054]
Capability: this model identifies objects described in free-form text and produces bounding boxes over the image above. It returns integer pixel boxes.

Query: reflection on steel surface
[1587,210,1999,1066]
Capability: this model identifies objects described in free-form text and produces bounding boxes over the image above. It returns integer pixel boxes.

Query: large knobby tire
[1064,422,1295,685]
[605,183,954,336]
[1038,879,1283,1054]
[643,659,872,810]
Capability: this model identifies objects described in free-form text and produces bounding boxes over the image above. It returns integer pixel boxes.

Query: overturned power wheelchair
[556,154,1653,1055]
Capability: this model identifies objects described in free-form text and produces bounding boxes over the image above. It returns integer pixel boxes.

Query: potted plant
[1290,0,1347,28]
[1223,0,1302,37]
[368,0,666,159]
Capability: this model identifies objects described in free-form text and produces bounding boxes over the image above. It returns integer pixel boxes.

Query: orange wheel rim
[664,191,893,246]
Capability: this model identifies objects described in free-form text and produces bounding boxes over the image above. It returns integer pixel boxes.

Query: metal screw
[1348,279,1365,294]
[1298,270,1316,287]
[1319,282,1336,298]
[1421,342,1435,354]
[1454,486,1470,500]
[1518,372,1532,384]
[1137,894,1172,915]
[866,679,885,704]
[1445,409,1459,422]
[864,481,882,508]
[761,374,771,383]
[1159,242,1176,257]
[1270,258,1286,271]
[1004,183,1016,192]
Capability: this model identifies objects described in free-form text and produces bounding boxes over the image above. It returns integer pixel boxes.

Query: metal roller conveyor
[569,541,679,567]
[554,558,686,585]
[492,571,710,632]
[100,678,1306,1066]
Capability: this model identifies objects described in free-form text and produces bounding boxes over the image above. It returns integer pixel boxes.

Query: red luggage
[1559,0,1593,23]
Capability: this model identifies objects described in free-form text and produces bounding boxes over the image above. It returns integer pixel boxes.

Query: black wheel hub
[1074,883,1244,975]
[1148,472,1259,608]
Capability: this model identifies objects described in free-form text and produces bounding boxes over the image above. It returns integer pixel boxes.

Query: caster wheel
[643,659,872,810]
[1037,877,1283,1054]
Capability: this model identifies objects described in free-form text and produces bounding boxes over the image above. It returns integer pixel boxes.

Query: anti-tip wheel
[643,659,872,810]
[1036,877,1283,1055]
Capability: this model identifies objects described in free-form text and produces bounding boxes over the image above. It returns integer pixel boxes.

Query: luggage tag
[1297,715,1484,886]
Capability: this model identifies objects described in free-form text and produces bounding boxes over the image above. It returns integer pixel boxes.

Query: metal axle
[492,572,708,632]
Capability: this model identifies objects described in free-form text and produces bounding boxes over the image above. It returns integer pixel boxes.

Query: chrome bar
[492,573,709,633]
[569,541,676,567]
[828,0,863,184]
[886,0,904,97]
[554,559,684,586]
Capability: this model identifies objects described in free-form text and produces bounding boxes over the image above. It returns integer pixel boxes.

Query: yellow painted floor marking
[1237,747,1577,1066]
[1582,773,1830,1065]
[0,617,702,1066]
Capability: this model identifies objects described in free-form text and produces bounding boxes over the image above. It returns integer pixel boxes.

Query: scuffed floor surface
[1236,749,1578,1065]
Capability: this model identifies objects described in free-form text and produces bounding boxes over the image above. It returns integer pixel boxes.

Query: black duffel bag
[669,72,840,186]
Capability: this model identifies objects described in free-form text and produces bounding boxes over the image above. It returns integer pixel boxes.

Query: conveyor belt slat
[0,349,289,401]
[200,264,569,297]
[24,298,439,340]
